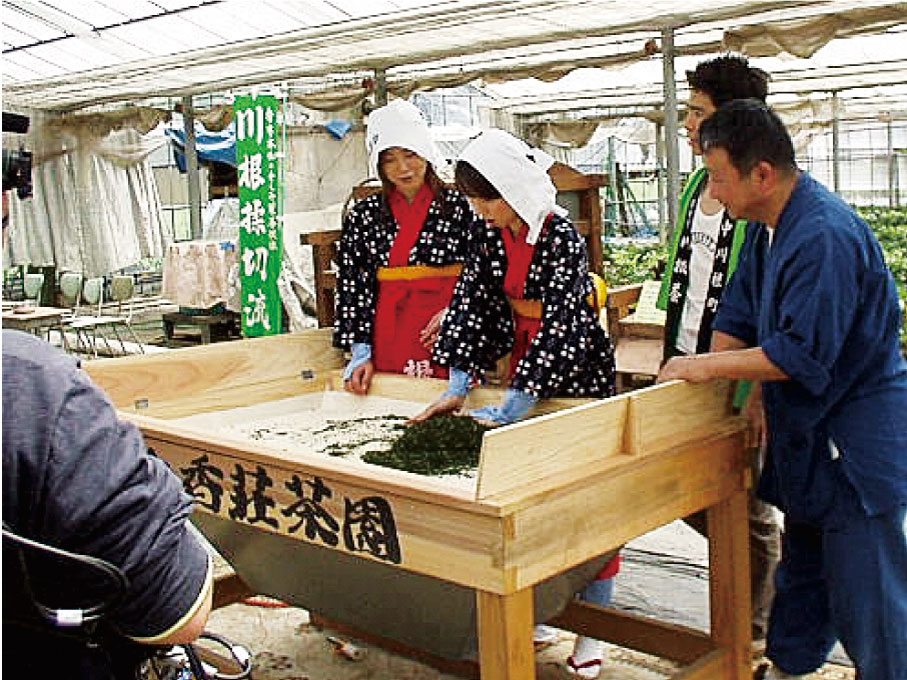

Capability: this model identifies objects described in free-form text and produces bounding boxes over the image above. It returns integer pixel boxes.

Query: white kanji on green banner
[235,95,283,336]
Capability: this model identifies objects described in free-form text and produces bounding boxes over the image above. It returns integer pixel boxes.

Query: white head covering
[366,99,445,178]
[458,129,567,245]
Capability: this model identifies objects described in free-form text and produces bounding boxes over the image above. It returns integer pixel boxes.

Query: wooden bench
[299,229,342,328]
[605,282,664,393]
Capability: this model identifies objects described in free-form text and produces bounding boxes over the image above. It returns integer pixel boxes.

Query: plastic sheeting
[285,127,369,213]
[486,56,907,120]
[4,1,905,113]
[170,197,333,333]
[166,122,238,169]
[4,128,172,278]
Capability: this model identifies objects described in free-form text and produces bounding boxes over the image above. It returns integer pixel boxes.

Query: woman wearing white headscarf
[420,129,616,419]
[334,99,498,395]
[414,129,618,678]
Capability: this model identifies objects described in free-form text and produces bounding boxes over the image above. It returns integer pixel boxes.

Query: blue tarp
[166,122,236,170]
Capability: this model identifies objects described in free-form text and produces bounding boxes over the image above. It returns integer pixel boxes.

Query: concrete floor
[205,600,684,680]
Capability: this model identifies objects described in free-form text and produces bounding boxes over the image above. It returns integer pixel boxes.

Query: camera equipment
[3,112,33,199]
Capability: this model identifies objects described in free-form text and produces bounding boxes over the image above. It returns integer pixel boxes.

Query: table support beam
[707,487,752,680]
[476,588,535,680]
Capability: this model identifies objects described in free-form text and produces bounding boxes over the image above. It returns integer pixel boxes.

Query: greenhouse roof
[3,0,906,112]
[486,53,907,121]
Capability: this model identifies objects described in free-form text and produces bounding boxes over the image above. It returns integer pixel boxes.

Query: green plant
[601,209,907,356]
[858,207,907,354]
[601,240,666,285]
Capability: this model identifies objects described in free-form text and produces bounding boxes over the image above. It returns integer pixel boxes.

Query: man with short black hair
[659,100,907,680]
[657,54,780,646]
[659,54,769,361]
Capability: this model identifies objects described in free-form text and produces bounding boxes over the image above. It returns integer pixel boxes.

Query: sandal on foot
[567,655,602,679]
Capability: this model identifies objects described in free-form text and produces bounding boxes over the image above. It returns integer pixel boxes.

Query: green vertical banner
[235,94,283,336]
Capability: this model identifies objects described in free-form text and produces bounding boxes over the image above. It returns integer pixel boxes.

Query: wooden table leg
[476,588,535,680]
[707,487,752,680]
[163,318,175,347]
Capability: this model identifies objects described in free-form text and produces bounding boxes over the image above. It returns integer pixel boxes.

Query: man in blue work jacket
[659,100,907,680]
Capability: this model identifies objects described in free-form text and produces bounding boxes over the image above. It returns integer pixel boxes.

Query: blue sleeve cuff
[471,389,537,425]
[442,367,472,398]
[761,333,830,396]
[343,342,372,380]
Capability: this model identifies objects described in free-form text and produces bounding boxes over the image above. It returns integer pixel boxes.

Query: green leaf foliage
[602,241,665,285]
[602,206,907,355]
[857,207,907,354]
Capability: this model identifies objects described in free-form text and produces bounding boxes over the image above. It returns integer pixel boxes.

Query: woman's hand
[469,389,537,426]
[343,343,373,394]
[344,360,374,395]
[419,308,447,351]
[409,394,467,424]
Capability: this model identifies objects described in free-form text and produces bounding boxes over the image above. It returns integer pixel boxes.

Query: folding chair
[109,275,144,354]
[55,272,87,353]
[23,272,44,307]
[3,527,251,679]
[67,277,122,357]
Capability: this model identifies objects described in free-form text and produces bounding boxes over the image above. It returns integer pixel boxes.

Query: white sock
[572,635,603,665]
[533,624,559,645]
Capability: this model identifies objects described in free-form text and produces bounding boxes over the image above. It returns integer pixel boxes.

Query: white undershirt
[676,201,725,355]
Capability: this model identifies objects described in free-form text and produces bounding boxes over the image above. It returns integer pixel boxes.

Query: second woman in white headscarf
[414,129,619,679]
[417,129,616,422]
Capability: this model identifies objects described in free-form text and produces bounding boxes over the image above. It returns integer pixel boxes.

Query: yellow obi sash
[508,297,543,319]
[507,273,608,319]
[588,272,608,315]
[376,263,464,281]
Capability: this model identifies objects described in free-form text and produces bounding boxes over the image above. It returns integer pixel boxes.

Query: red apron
[501,218,620,580]
[372,185,459,378]
[372,264,461,377]
[501,223,542,379]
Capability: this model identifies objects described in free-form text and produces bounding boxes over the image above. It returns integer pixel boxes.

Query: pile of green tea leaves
[362,415,491,476]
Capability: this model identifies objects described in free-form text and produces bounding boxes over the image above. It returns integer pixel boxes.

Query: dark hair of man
[454,160,501,200]
[699,99,797,177]
[686,54,770,107]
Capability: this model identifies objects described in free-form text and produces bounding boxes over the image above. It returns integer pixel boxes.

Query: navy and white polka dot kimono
[434,213,616,399]
[333,188,496,351]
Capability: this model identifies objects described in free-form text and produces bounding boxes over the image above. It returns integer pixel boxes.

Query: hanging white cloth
[6,128,172,277]
[457,129,567,244]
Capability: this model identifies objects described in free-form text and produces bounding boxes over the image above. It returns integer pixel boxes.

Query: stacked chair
[60,274,144,357]
[22,272,44,308]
